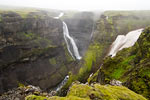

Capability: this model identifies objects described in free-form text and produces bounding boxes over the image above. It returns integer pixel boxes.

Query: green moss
[26,95,88,100]
[67,84,92,99]
[14,9,38,18]
[59,42,104,94]
[24,32,35,39]
[77,42,104,81]
[0,8,38,18]
[18,82,25,88]
[67,83,146,100]
[25,95,48,100]
[99,27,150,99]
[87,69,99,84]
[26,83,147,100]
[49,58,57,65]
[16,32,37,41]
[101,48,136,81]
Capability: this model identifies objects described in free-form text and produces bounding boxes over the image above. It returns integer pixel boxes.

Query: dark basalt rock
[0,11,73,93]
[0,10,95,94]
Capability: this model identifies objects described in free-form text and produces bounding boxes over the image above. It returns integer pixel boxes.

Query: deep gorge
[0,8,150,100]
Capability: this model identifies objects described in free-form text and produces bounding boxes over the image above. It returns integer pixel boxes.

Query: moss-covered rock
[26,83,147,100]
[98,27,150,99]
[26,95,87,100]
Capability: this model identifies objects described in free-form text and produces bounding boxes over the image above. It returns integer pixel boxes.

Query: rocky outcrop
[97,27,150,99]
[25,82,147,100]
[0,11,74,93]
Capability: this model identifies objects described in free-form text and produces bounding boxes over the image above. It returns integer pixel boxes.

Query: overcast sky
[0,0,150,11]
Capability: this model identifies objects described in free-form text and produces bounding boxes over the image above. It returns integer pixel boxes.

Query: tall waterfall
[108,28,143,57]
[63,22,82,60]
[54,12,82,60]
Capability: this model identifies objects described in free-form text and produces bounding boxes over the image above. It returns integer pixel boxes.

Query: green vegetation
[102,53,136,80]
[78,42,104,81]
[99,27,150,99]
[26,83,147,100]
[49,58,57,65]
[58,11,150,97]
[0,8,38,18]
[26,95,87,100]
[87,69,99,84]
[24,32,35,39]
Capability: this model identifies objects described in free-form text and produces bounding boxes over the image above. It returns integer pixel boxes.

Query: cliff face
[76,11,150,81]
[56,11,150,96]
[64,12,94,56]
[97,27,150,99]
[0,10,95,93]
[0,11,74,93]
[84,11,150,99]
[1,9,150,99]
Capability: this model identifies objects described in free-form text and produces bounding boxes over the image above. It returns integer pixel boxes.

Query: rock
[0,85,53,100]
[0,10,74,93]
[25,83,147,100]
[110,79,122,86]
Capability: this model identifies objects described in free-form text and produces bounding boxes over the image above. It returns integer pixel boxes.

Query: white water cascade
[54,12,82,60]
[63,22,82,60]
[55,75,69,91]
[108,28,143,57]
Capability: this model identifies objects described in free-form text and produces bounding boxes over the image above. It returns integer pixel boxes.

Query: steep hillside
[69,10,150,81]
[56,11,150,96]
[0,10,75,93]
[0,9,95,94]
[97,27,150,99]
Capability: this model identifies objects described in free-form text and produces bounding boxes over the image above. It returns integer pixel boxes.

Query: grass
[0,8,38,18]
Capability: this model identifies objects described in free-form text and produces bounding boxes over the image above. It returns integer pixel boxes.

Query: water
[54,12,64,19]
[108,28,143,57]
[90,20,95,38]
[63,21,82,60]
[54,12,82,60]
[55,75,69,91]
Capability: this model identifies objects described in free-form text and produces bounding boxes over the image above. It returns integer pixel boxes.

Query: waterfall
[90,20,95,38]
[55,75,69,91]
[54,12,82,60]
[54,12,64,19]
[108,28,143,57]
[63,21,82,60]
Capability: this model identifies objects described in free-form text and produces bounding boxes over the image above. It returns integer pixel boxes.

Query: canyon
[0,8,150,100]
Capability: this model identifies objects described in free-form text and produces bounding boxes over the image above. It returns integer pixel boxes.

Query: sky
[0,0,150,11]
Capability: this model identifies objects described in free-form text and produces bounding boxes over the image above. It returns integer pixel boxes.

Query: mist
[0,0,150,11]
